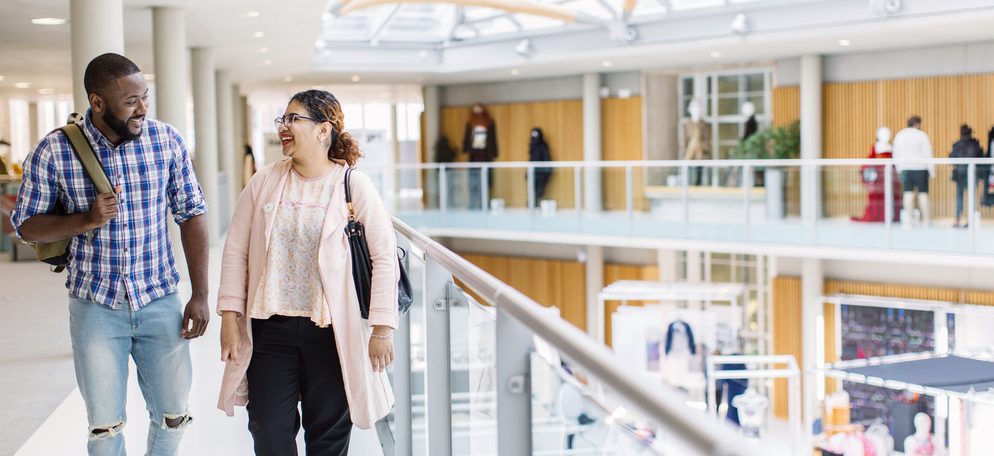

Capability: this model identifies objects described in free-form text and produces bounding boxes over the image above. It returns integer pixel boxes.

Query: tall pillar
[191,48,220,244]
[423,86,441,208]
[585,246,605,343]
[28,102,40,145]
[216,70,237,221]
[801,257,824,437]
[657,249,679,282]
[686,250,702,309]
[800,55,823,225]
[583,73,603,213]
[232,86,247,191]
[71,0,124,112]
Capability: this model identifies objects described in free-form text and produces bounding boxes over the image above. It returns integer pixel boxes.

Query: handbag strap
[344,167,356,221]
[61,123,113,195]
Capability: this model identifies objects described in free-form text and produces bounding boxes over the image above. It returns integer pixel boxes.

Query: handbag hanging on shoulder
[343,167,413,319]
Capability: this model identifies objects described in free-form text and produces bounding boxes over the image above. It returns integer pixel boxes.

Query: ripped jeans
[69,293,192,456]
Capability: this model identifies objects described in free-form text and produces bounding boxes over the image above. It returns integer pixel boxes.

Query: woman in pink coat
[216,89,399,455]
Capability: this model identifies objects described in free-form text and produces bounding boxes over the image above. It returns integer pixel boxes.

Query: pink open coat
[215,158,398,429]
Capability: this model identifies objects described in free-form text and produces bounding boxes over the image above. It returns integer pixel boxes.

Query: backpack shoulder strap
[61,124,113,195]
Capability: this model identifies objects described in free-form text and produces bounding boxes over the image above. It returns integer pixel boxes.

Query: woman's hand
[369,325,395,372]
[220,311,242,363]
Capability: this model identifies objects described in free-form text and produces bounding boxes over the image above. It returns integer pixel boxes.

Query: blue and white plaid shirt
[11,110,207,310]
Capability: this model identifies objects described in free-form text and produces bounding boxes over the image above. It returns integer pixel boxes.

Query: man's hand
[181,294,210,340]
[85,192,118,228]
[220,311,242,362]
[368,326,395,373]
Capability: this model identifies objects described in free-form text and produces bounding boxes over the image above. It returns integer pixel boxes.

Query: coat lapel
[261,159,292,249]
[319,161,349,250]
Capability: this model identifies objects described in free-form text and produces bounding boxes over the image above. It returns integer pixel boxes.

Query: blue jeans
[69,293,192,456]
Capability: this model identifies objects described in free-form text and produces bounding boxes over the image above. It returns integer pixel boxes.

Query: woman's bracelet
[370,333,392,340]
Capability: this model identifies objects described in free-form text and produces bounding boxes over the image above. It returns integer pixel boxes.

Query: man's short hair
[961,124,972,137]
[83,53,141,96]
[907,115,922,128]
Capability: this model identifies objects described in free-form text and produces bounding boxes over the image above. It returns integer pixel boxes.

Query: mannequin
[730,387,768,438]
[463,102,498,209]
[741,101,758,141]
[853,127,902,222]
[903,413,935,456]
[529,128,553,204]
[683,99,710,185]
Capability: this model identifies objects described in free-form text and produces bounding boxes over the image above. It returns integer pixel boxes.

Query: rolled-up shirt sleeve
[11,138,58,242]
[166,127,208,224]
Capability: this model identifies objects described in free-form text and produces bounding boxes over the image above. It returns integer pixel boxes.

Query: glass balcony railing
[365,158,994,257]
[382,218,765,456]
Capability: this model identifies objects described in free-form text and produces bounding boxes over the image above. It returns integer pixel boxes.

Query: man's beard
[103,107,142,142]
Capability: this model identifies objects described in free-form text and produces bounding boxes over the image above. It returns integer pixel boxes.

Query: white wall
[440,71,641,107]
[774,257,994,292]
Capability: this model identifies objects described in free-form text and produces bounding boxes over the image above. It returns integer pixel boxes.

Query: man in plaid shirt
[11,53,209,456]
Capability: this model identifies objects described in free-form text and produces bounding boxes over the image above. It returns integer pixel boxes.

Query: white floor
[7,245,383,456]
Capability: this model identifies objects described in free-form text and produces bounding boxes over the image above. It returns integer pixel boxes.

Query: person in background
[892,115,934,226]
[528,127,553,205]
[241,145,256,190]
[949,124,983,228]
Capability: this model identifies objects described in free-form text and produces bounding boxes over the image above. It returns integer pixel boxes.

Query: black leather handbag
[344,168,413,319]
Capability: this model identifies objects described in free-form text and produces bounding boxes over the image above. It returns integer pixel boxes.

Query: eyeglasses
[274,113,326,130]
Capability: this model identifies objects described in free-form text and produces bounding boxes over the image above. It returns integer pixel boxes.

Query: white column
[801,257,824,435]
[800,55,823,225]
[191,48,220,244]
[583,73,603,213]
[657,249,679,282]
[70,0,124,111]
[232,87,247,189]
[152,7,188,134]
[216,70,237,221]
[28,102,40,144]
[423,86,441,208]
[686,250,702,308]
[585,246,605,343]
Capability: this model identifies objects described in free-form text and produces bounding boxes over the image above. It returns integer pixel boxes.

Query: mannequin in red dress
[853,127,903,222]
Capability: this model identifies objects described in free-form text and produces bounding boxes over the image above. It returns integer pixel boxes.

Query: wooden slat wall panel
[602,97,648,212]
[439,101,586,209]
[772,86,800,127]
[823,302,837,393]
[459,253,587,330]
[602,263,659,346]
[772,276,803,420]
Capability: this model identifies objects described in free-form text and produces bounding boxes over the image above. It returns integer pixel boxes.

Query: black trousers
[247,316,352,456]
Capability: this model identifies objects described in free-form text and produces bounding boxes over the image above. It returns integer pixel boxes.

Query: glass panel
[745,73,765,92]
[681,77,694,99]
[490,167,527,210]
[534,165,575,210]
[747,95,766,115]
[449,287,497,455]
[716,75,739,94]
[530,349,667,455]
[602,167,629,212]
[686,166,748,240]
[391,247,428,456]
[718,123,740,141]
[717,97,740,116]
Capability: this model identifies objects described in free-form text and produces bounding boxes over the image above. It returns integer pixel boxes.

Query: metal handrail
[370,157,994,170]
[392,217,761,456]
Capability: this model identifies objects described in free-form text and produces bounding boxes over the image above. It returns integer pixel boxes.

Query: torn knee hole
[89,421,125,440]
[162,413,192,430]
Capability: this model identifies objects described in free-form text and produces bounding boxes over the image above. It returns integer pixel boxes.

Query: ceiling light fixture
[838,39,852,47]
[31,17,67,26]
[15,82,31,89]
[709,51,722,59]
[0,76,5,82]
[315,40,326,49]
[254,31,265,38]
[351,75,361,82]
[602,60,613,68]
[263,59,272,66]
[38,88,55,95]
[510,69,520,76]
[244,11,260,18]
[514,39,532,58]
[284,76,293,82]
[730,13,750,36]
[143,73,155,81]
[260,47,269,53]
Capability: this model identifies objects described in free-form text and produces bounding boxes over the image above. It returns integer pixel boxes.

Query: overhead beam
[369,3,402,41]
[339,0,590,23]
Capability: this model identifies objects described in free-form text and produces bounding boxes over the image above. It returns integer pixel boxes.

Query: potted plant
[731,121,800,218]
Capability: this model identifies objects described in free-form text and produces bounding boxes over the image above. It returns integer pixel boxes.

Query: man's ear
[89,93,104,113]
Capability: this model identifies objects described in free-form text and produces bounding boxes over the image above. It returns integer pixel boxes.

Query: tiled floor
[3,246,383,456]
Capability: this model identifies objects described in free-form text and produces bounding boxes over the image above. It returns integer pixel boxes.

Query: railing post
[496,305,534,456]
[884,163,894,248]
[681,164,690,237]
[742,165,752,241]
[439,165,448,224]
[968,163,977,251]
[625,165,634,221]
[527,165,536,210]
[482,164,490,213]
[392,234,414,456]
[424,255,453,456]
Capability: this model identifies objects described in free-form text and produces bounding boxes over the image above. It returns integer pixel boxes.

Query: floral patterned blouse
[250,166,340,327]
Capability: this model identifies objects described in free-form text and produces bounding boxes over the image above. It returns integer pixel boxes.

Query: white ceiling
[1,0,994,100]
